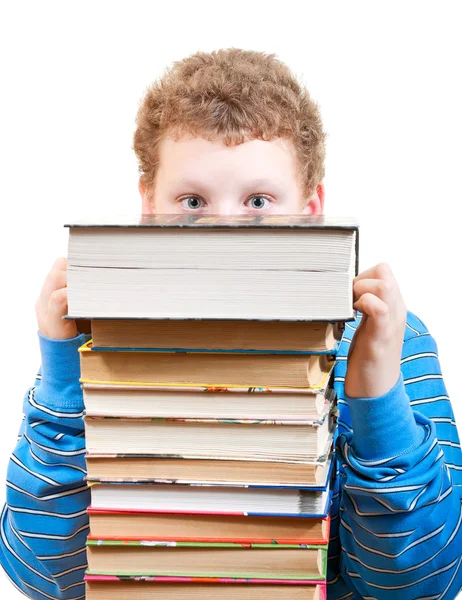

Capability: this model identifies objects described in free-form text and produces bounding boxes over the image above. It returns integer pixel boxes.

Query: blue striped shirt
[0,311,461,599]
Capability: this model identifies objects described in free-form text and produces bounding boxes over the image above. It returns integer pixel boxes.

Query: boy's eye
[246,195,271,210]
[180,196,205,210]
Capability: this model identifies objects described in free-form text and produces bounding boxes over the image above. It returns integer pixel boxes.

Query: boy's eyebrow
[244,178,286,192]
[173,177,286,194]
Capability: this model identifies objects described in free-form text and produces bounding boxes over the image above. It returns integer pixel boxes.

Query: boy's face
[139,136,324,216]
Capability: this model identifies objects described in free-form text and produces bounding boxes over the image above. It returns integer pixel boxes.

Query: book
[79,341,335,388]
[82,382,336,419]
[85,450,334,488]
[89,482,332,517]
[86,509,331,544]
[83,415,334,462]
[85,577,327,599]
[90,319,340,353]
[65,214,358,321]
[85,539,327,580]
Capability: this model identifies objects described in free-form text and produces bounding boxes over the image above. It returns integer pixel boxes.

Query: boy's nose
[214,198,241,216]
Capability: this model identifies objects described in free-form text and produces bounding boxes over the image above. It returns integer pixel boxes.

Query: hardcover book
[88,481,333,518]
[90,319,341,354]
[85,450,334,488]
[85,577,327,599]
[82,382,336,420]
[83,415,334,462]
[85,539,328,580]
[65,214,358,321]
[86,509,331,544]
[78,341,335,388]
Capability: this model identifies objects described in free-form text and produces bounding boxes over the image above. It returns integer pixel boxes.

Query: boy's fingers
[53,257,68,270]
[40,268,67,301]
[42,286,77,340]
[353,278,396,306]
[353,263,394,284]
[354,292,388,317]
[47,287,69,319]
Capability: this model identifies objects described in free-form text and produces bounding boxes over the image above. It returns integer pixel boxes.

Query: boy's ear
[316,183,325,212]
[139,180,154,214]
[302,183,325,215]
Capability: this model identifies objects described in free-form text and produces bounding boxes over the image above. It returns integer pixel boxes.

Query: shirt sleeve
[335,326,462,599]
[0,331,91,600]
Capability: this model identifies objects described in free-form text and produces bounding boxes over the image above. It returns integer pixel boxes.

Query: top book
[65,214,359,321]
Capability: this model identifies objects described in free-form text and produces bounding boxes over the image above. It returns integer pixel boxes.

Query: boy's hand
[35,257,78,340]
[345,263,407,398]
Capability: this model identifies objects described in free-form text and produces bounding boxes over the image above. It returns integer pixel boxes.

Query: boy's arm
[0,332,90,600]
[336,317,462,599]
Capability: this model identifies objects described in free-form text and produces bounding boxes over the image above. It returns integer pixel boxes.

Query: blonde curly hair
[134,48,326,199]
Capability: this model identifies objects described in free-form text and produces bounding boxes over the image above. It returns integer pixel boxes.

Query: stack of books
[65,214,359,600]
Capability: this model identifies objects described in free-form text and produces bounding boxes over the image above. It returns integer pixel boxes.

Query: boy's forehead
[158,135,298,182]
[160,134,296,156]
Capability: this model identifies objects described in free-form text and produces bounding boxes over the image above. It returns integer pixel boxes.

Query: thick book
[85,577,326,600]
[82,382,336,420]
[83,414,334,462]
[85,450,334,488]
[65,214,358,321]
[85,539,327,580]
[89,482,332,517]
[90,319,340,353]
[86,509,331,544]
[79,341,335,388]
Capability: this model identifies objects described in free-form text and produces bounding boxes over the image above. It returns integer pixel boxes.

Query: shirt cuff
[346,372,425,460]
[37,330,91,410]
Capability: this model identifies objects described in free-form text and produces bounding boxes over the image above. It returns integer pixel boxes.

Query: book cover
[66,214,358,321]
[78,340,336,389]
[85,539,328,580]
[90,318,341,353]
[83,414,332,425]
[82,380,336,421]
[65,213,358,230]
[84,574,327,599]
[86,506,332,519]
[86,539,327,550]
[85,574,327,585]
[87,535,330,546]
[82,382,334,394]
[83,415,334,462]
[90,345,340,355]
[84,448,335,490]
[87,509,331,545]
[88,482,333,518]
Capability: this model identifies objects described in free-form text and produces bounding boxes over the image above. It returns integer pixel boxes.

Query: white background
[0,1,461,597]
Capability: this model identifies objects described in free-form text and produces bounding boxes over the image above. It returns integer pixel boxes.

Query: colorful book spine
[85,574,328,586]
[86,539,327,549]
[90,345,340,355]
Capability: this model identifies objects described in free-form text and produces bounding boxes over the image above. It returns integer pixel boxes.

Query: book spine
[84,574,327,585]
[86,535,329,544]
[90,346,339,355]
[86,538,327,550]
[83,382,326,394]
[86,452,330,464]
[84,416,328,426]
[86,571,326,581]
[87,506,328,518]
[86,479,330,491]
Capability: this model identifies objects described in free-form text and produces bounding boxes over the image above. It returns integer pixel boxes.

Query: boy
[1,49,461,600]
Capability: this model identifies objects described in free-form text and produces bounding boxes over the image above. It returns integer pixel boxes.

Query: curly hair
[133,48,326,199]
